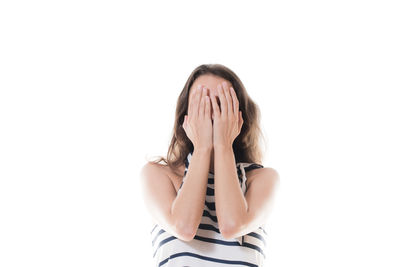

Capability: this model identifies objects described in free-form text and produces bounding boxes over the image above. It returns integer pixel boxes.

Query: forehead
[189,74,232,97]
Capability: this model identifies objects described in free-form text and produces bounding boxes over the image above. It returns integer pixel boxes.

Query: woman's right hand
[182,84,213,150]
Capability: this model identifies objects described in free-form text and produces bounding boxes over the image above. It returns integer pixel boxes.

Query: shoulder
[140,161,185,187]
[246,166,280,187]
[140,161,164,173]
[140,162,167,182]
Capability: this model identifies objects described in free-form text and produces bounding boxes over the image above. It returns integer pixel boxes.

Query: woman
[140,64,280,266]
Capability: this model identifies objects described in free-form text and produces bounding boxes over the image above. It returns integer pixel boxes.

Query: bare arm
[140,83,213,241]
[209,81,280,239]
[214,145,247,237]
[214,146,279,239]
[140,162,188,240]
[171,147,212,239]
[140,147,211,241]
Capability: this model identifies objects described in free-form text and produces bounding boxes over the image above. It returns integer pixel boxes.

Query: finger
[204,87,210,118]
[217,84,227,117]
[222,82,233,118]
[188,84,201,118]
[210,90,220,117]
[205,95,211,119]
[203,87,209,117]
[230,86,239,120]
[194,84,203,117]
[200,86,208,117]
[191,84,203,118]
[199,89,206,118]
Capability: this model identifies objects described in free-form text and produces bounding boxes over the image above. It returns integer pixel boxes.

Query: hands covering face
[182,81,243,149]
[209,81,243,148]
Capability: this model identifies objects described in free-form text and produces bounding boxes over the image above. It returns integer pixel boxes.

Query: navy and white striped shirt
[150,151,267,267]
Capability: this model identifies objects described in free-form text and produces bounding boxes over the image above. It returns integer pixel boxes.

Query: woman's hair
[148,63,267,176]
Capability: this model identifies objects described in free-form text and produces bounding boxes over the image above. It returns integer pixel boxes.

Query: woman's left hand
[209,81,243,148]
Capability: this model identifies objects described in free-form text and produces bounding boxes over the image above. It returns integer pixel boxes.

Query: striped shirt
[150,151,267,267]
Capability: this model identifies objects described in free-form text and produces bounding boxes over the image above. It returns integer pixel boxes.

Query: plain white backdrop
[1,0,399,266]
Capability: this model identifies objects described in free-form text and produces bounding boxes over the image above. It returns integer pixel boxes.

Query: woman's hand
[209,81,243,148]
[182,84,213,150]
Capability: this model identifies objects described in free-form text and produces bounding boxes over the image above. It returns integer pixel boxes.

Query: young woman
[140,64,280,266]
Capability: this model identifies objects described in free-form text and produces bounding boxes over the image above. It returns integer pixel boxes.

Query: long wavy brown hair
[148,63,267,176]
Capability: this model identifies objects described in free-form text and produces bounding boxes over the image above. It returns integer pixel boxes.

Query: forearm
[214,146,248,232]
[171,147,212,235]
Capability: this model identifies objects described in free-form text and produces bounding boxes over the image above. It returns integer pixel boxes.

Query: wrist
[193,145,213,154]
[213,143,233,152]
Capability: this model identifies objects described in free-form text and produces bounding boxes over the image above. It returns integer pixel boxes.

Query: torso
[149,159,270,265]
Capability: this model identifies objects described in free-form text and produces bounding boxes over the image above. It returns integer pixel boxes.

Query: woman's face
[188,74,233,119]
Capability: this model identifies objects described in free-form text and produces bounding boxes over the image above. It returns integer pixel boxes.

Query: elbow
[220,228,234,240]
[176,225,196,241]
[174,219,197,242]
[220,226,238,240]
[219,221,241,240]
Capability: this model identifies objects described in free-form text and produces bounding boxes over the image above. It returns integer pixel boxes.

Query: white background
[1,0,399,266]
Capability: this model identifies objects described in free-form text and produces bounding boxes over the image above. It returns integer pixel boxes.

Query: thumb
[239,111,243,130]
[182,115,187,129]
